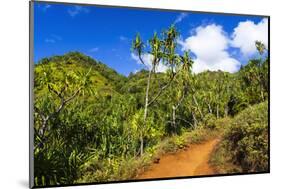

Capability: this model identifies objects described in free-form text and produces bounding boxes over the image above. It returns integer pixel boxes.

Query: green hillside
[35,52,127,94]
[33,26,268,187]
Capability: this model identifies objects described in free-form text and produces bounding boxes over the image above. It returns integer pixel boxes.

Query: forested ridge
[33,26,268,187]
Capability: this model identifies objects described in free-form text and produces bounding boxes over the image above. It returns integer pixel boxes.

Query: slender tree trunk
[140,133,144,156]
[208,103,212,114]
[258,72,265,102]
[224,105,228,117]
[193,95,203,120]
[143,69,152,122]
[260,86,265,101]
[39,118,48,137]
[192,112,198,129]
[141,68,153,155]
[172,105,176,133]
[216,104,219,118]
[171,92,186,133]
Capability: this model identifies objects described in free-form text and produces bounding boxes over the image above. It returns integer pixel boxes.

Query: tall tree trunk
[172,105,176,133]
[258,72,265,102]
[224,105,228,117]
[171,92,186,133]
[192,112,198,129]
[193,95,204,120]
[140,132,144,156]
[141,68,153,155]
[208,103,212,114]
[216,104,219,118]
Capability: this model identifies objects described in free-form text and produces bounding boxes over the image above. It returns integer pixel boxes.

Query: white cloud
[174,13,188,24]
[68,6,89,17]
[133,69,140,74]
[231,18,268,57]
[119,36,128,41]
[192,55,241,73]
[89,47,99,52]
[45,38,55,43]
[179,24,241,73]
[131,53,168,73]
[44,34,62,44]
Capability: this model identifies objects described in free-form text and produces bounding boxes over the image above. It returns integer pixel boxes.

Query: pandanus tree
[188,75,204,123]
[34,63,96,185]
[256,41,266,55]
[255,40,268,101]
[34,65,94,150]
[147,26,181,105]
[168,51,194,133]
[195,72,215,116]
[213,72,231,118]
[239,41,268,103]
[222,73,233,117]
[131,25,180,155]
[131,32,161,155]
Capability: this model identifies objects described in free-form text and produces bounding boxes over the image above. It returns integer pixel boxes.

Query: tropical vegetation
[33,26,269,187]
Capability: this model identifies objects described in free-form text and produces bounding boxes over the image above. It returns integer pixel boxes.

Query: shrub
[223,102,268,172]
[204,114,217,129]
[214,117,231,130]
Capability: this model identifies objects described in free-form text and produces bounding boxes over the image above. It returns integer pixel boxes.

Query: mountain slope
[36,52,127,93]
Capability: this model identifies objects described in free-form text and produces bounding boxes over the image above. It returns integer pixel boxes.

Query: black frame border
[29,0,270,188]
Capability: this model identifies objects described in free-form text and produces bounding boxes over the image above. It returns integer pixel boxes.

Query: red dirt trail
[136,138,220,179]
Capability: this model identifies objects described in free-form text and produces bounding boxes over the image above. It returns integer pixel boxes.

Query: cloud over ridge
[179,24,241,73]
[131,19,267,74]
[231,18,268,57]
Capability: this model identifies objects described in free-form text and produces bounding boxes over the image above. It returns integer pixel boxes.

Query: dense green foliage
[210,102,268,173]
[33,26,269,187]
[219,102,268,172]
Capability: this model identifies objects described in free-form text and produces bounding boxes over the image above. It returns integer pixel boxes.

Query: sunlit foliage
[33,29,268,186]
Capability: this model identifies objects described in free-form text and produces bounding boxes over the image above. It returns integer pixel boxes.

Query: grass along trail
[136,138,220,179]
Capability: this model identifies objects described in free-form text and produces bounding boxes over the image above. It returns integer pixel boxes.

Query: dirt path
[136,138,219,179]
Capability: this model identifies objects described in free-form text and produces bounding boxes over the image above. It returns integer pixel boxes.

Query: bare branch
[175,90,186,110]
[34,105,46,121]
[176,117,193,126]
[147,71,178,107]
[64,88,81,104]
[48,84,61,98]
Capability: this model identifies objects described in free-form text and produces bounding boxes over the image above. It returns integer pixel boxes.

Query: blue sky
[34,2,268,76]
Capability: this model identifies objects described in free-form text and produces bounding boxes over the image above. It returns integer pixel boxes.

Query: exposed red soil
[136,138,219,179]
